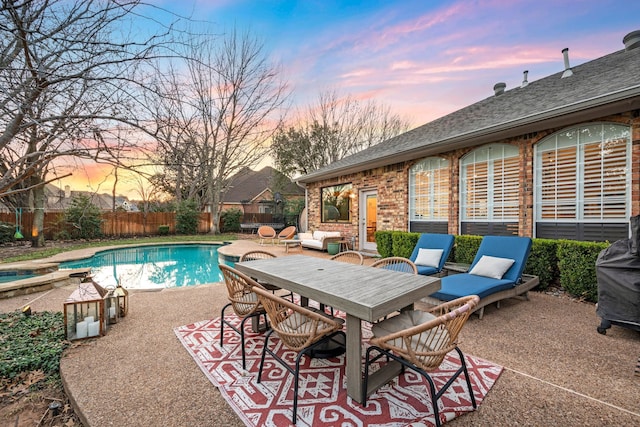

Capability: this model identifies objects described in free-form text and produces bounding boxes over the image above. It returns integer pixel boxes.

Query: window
[535,123,630,222]
[321,184,353,223]
[460,144,520,221]
[409,157,449,221]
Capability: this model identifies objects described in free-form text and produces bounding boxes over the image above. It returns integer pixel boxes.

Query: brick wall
[305,113,640,241]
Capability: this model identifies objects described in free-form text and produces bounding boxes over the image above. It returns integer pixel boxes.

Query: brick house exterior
[298,31,640,252]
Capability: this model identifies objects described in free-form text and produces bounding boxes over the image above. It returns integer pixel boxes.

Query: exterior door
[359,189,378,252]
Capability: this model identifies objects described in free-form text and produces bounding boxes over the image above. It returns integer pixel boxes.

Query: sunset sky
[56,0,640,199]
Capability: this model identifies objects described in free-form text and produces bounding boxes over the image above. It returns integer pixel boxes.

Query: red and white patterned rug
[174,314,502,426]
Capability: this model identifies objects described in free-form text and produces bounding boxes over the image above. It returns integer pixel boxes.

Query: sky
[57,0,640,199]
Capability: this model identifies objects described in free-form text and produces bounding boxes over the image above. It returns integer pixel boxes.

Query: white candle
[84,316,94,324]
[76,321,88,339]
[88,321,100,337]
[109,306,116,318]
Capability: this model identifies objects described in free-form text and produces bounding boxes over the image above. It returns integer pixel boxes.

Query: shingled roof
[298,36,640,184]
[223,166,304,203]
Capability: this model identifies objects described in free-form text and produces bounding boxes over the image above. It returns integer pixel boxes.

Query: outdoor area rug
[174,314,503,427]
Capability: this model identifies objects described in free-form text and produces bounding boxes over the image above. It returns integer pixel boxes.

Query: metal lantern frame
[113,283,129,318]
[104,283,129,324]
[63,279,108,340]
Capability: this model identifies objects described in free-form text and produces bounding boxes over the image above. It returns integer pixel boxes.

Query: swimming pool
[59,244,229,290]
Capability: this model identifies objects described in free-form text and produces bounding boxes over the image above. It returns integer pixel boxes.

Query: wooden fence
[0,211,213,240]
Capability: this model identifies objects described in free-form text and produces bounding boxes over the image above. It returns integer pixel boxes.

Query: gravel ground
[1,240,638,426]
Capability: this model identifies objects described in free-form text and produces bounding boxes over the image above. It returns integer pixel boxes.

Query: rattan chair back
[371,256,418,274]
[220,264,266,318]
[239,250,277,262]
[329,250,364,265]
[253,286,343,352]
[370,295,479,371]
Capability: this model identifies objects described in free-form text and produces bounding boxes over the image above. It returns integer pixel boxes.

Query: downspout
[295,180,308,232]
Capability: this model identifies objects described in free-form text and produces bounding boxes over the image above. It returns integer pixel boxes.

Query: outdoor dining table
[235,254,441,403]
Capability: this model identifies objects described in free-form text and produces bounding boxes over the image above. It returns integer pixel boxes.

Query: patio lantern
[104,286,119,325]
[104,282,129,323]
[113,282,129,318]
[63,279,108,340]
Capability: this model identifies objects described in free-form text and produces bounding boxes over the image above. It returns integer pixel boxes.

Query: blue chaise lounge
[428,235,538,318]
[409,233,455,276]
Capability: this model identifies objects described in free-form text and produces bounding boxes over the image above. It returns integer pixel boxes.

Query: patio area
[0,239,638,426]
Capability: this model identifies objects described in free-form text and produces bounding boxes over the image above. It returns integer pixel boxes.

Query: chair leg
[455,347,477,409]
[257,329,275,383]
[219,303,232,348]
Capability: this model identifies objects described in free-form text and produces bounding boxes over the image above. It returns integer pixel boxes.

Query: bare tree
[145,27,288,233]
[0,0,174,245]
[272,90,411,177]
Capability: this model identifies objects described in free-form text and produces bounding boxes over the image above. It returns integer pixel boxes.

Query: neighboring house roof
[223,166,304,204]
[298,37,640,183]
[44,184,135,211]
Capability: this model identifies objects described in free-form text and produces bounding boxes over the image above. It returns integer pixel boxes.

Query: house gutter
[297,86,640,183]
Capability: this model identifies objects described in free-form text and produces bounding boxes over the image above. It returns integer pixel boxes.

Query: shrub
[374,231,393,257]
[220,208,242,233]
[158,225,170,235]
[525,239,558,290]
[63,195,103,239]
[557,240,608,302]
[0,221,15,243]
[0,310,69,379]
[391,231,420,258]
[453,235,482,264]
[175,199,199,235]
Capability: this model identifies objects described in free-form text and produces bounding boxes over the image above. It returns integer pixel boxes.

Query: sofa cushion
[301,239,323,249]
[312,231,341,241]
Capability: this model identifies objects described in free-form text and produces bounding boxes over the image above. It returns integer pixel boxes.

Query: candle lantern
[113,282,129,318]
[63,279,108,340]
[104,286,119,325]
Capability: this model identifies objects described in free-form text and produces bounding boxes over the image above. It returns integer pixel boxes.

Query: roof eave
[297,87,640,184]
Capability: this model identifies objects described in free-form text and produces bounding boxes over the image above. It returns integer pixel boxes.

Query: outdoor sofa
[298,231,342,251]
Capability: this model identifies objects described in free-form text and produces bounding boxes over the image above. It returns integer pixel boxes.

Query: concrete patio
[0,239,638,426]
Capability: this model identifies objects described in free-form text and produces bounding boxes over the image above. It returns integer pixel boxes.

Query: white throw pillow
[469,255,515,279]
[414,248,444,268]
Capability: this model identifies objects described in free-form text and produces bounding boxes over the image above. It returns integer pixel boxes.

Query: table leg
[346,314,364,403]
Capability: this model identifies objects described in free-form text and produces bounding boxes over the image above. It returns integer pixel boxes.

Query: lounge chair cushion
[372,311,449,350]
[469,255,515,279]
[416,265,439,276]
[409,233,455,276]
[414,248,444,268]
[431,273,514,300]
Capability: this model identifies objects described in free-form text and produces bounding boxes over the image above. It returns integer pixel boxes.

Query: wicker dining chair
[329,250,364,265]
[257,225,277,245]
[219,265,269,370]
[239,250,293,300]
[363,295,480,426]
[371,256,418,274]
[254,286,346,424]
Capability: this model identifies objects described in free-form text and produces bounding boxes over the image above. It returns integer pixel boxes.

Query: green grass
[2,234,240,263]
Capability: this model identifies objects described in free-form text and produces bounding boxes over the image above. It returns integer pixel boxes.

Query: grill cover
[595,238,640,329]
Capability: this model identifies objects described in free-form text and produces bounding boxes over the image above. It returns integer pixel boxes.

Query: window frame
[408,157,450,223]
[459,143,520,222]
[320,183,353,223]
[534,122,631,224]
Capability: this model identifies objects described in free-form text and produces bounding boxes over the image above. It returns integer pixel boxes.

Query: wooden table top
[235,255,441,321]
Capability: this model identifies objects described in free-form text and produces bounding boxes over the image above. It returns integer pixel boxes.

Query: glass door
[359,189,377,252]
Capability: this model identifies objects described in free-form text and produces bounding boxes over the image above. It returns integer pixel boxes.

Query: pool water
[59,244,228,290]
